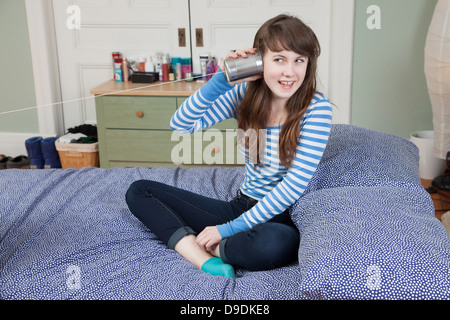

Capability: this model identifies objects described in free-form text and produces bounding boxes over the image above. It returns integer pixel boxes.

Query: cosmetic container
[171,57,181,79]
[122,58,129,82]
[176,63,182,80]
[138,57,146,72]
[200,54,209,79]
[181,58,192,79]
[163,63,169,81]
[206,58,216,80]
[114,58,123,82]
[145,57,154,72]
[112,52,122,78]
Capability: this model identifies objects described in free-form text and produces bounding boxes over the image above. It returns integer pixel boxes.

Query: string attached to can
[0,71,224,117]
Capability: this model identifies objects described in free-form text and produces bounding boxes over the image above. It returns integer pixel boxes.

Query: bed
[1,124,449,300]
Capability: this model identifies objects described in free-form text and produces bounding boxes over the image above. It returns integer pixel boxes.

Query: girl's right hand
[221,48,263,85]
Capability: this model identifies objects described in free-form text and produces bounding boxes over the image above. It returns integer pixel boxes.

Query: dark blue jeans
[125,180,299,271]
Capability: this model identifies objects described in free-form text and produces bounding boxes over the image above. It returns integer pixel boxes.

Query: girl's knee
[125,180,159,208]
[226,223,299,271]
[256,225,298,266]
[126,180,161,198]
[129,179,154,191]
[125,180,170,224]
[126,180,145,200]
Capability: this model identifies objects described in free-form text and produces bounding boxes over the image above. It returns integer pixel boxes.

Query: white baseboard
[0,132,57,157]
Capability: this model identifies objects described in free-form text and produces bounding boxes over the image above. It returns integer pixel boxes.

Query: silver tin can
[223,52,263,82]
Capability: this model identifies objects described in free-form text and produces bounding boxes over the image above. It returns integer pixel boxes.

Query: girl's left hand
[196,226,222,253]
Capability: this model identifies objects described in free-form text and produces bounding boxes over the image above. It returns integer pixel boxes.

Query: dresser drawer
[105,129,244,165]
[105,130,175,162]
[176,96,238,131]
[168,129,244,165]
[100,96,177,130]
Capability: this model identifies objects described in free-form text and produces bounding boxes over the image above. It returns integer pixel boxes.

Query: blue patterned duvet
[1,125,449,299]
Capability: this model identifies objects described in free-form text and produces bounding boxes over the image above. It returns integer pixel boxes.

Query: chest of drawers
[91,80,243,168]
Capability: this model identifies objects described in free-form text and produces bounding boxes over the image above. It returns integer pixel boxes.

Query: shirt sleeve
[170,70,246,133]
[216,96,333,238]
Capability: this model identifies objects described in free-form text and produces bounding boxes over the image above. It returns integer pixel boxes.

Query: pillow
[305,124,420,194]
[291,183,450,299]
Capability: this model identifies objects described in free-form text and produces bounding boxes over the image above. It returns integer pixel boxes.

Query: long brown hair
[237,14,321,168]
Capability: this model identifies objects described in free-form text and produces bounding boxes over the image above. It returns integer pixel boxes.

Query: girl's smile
[279,81,295,89]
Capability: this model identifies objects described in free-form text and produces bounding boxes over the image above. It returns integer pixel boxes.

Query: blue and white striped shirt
[170,70,332,238]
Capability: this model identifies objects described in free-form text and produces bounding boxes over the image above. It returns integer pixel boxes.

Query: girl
[126,14,332,278]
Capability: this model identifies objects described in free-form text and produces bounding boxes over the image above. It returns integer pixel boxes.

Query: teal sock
[201,257,236,279]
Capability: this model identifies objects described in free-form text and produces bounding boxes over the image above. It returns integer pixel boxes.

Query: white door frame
[328,0,355,124]
[25,0,64,137]
[26,0,354,133]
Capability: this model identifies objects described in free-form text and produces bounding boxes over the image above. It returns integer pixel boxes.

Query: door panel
[52,0,190,130]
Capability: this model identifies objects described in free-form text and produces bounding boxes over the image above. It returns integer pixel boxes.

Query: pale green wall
[0,0,38,133]
[351,0,437,139]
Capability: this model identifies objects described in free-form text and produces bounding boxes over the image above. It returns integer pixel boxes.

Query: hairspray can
[223,52,263,82]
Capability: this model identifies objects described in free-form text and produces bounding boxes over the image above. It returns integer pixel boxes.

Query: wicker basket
[55,140,99,169]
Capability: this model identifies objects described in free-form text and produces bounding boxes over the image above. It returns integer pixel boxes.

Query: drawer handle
[136,111,144,118]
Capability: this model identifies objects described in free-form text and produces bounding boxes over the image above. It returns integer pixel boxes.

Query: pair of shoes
[25,136,61,169]
[41,137,61,168]
[0,155,30,169]
[25,137,44,169]
[432,174,450,191]
[0,156,11,169]
[201,257,236,279]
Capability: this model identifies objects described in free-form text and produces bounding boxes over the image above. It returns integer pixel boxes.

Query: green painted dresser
[91,80,243,168]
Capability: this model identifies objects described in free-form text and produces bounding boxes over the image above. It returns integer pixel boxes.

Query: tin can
[223,52,263,82]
